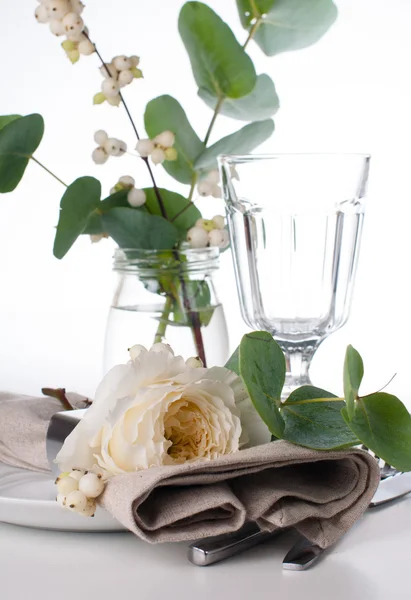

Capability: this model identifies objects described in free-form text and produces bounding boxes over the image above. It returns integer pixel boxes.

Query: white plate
[0,463,125,532]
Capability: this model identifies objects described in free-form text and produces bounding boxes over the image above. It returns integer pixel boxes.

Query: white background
[0,0,410,403]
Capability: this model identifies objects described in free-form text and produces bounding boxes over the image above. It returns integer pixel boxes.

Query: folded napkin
[0,393,381,548]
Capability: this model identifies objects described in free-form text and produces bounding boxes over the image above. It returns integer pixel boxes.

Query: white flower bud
[65,490,88,512]
[81,499,97,517]
[186,356,204,368]
[208,228,229,249]
[153,130,175,148]
[104,139,125,156]
[118,69,134,88]
[187,226,209,249]
[101,78,119,98]
[211,185,222,199]
[78,472,105,499]
[78,39,95,55]
[150,343,174,355]
[106,94,121,107]
[119,175,135,188]
[48,0,71,20]
[151,147,166,165]
[206,169,220,185]
[62,12,84,35]
[128,344,147,360]
[197,181,213,197]
[56,473,79,495]
[56,493,66,507]
[94,130,108,145]
[212,215,225,230]
[127,188,146,207]
[92,147,108,165]
[99,63,118,79]
[49,19,66,36]
[35,4,50,23]
[136,138,155,157]
[113,55,132,71]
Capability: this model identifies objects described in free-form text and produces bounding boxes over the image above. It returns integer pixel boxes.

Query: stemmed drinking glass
[219,154,370,398]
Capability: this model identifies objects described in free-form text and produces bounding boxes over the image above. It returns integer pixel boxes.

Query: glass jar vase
[103,247,229,371]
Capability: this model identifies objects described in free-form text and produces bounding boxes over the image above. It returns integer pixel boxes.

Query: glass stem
[280,342,320,398]
[153,295,173,344]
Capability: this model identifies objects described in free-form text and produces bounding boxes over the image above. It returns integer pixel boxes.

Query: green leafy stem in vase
[0,0,338,364]
[228,332,411,471]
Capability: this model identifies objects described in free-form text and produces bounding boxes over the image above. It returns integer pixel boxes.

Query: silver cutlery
[188,471,411,567]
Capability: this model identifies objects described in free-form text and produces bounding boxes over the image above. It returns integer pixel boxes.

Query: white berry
[94,130,108,145]
[211,185,222,199]
[49,19,66,36]
[56,474,79,495]
[154,130,175,148]
[78,39,95,55]
[136,138,155,157]
[104,138,126,157]
[206,169,220,185]
[35,4,50,23]
[100,63,118,79]
[119,175,135,188]
[101,78,119,98]
[127,188,146,207]
[209,228,229,248]
[81,499,97,517]
[70,0,85,15]
[212,215,225,230]
[129,344,147,360]
[150,342,174,355]
[56,493,66,507]
[48,0,71,20]
[92,147,108,165]
[197,181,213,197]
[187,226,209,249]
[66,490,88,512]
[151,147,166,165]
[78,472,105,499]
[106,95,121,107]
[62,12,84,34]
[186,356,204,368]
[130,55,140,67]
[113,55,132,71]
[118,69,134,88]
[118,141,127,155]
[68,469,86,482]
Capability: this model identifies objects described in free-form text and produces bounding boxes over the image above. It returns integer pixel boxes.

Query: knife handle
[188,522,280,566]
[282,536,325,571]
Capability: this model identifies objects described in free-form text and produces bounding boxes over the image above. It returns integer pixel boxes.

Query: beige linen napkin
[0,393,380,548]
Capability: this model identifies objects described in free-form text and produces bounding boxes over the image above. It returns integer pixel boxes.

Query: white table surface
[1,496,410,600]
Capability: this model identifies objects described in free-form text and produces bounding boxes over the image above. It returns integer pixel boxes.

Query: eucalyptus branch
[31,156,68,187]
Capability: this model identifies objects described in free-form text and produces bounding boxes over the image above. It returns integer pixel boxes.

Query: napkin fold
[0,393,381,548]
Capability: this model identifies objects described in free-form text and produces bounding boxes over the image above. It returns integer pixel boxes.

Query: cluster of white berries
[92,130,127,165]
[187,216,229,249]
[136,131,178,166]
[93,56,142,107]
[197,166,239,198]
[35,1,94,63]
[110,176,146,208]
[55,469,106,517]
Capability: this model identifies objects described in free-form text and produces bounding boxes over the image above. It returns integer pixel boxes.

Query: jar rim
[112,246,221,274]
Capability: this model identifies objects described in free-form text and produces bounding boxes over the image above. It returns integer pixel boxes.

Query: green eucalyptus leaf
[54,177,101,259]
[239,331,285,438]
[343,345,364,421]
[102,207,179,250]
[281,386,358,450]
[225,346,240,376]
[100,189,130,211]
[0,114,44,193]
[82,212,103,235]
[195,119,274,170]
[342,393,411,472]
[0,115,22,131]
[179,2,256,99]
[236,0,338,56]
[144,95,204,184]
[144,188,201,234]
[198,74,279,122]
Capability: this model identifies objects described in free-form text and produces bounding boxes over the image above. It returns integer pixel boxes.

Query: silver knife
[188,472,411,567]
[283,472,411,571]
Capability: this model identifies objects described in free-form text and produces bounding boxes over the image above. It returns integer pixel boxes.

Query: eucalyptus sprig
[228,332,411,471]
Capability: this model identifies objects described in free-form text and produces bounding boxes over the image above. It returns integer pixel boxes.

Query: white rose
[56,345,270,477]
